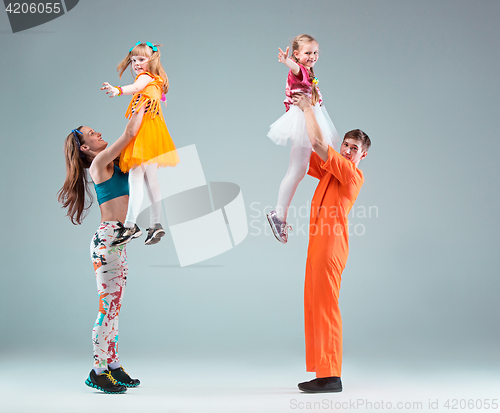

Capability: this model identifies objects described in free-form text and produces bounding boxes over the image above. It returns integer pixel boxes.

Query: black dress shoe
[298,376,342,393]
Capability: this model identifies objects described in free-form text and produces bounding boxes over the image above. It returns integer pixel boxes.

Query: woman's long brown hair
[57,127,93,225]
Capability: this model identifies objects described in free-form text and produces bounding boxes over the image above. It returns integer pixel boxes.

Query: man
[293,94,371,393]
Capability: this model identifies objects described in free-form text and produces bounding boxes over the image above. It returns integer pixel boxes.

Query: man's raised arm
[293,94,329,162]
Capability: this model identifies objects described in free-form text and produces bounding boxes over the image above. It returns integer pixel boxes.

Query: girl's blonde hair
[291,34,320,106]
[117,43,169,94]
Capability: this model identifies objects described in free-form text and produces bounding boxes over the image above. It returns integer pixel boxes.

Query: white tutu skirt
[267,103,341,150]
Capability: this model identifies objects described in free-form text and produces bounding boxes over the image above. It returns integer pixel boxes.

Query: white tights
[275,140,312,222]
[125,163,162,228]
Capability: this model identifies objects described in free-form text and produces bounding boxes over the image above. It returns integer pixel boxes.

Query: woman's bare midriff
[99,195,129,223]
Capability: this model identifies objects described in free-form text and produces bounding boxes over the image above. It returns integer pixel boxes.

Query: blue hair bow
[129,41,141,52]
[146,42,158,52]
[129,41,158,53]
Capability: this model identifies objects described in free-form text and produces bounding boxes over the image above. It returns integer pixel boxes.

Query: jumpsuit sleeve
[307,151,326,180]
[320,146,363,186]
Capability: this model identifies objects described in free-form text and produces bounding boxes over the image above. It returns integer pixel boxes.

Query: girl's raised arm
[101,73,153,98]
[278,47,300,75]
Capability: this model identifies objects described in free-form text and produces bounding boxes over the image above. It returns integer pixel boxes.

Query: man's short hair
[343,129,371,151]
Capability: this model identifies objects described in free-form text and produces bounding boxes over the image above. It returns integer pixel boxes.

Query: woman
[58,114,144,394]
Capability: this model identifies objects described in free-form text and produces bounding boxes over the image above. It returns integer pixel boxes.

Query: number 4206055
[444,399,498,410]
[5,3,61,14]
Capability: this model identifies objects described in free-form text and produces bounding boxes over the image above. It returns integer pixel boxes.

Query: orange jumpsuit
[305,146,364,378]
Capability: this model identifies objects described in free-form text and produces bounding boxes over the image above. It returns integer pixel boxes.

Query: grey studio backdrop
[0,0,498,376]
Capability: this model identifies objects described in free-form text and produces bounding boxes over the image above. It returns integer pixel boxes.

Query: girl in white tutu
[267,34,341,244]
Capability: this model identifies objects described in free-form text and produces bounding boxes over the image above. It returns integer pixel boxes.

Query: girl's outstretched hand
[278,47,289,63]
[101,82,119,98]
[278,46,300,75]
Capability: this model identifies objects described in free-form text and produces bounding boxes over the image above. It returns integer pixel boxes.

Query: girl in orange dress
[101,42,179,246]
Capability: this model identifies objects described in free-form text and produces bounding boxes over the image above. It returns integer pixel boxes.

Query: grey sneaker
[144,223,165,245]
[111,223,142,246]
[266,210,292,244]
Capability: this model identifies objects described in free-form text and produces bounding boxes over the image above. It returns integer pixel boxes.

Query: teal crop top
[93,165,129,205]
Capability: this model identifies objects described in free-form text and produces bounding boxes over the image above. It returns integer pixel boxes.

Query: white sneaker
[266,210,292,244]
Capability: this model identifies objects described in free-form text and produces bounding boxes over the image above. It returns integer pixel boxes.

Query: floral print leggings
[90,221,128,368]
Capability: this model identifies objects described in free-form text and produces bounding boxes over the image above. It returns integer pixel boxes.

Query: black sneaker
[109,366,140,387]
[111,223,142,246]
[144,223,165,245]
[85,369,127,394]
[298,377,342,393]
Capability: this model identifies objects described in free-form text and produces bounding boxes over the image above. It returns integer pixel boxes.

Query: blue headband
[129,41,158,53]
[72,129,84,157]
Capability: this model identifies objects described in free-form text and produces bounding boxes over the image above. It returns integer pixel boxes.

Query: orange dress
[305,146,364,378]
[119,72,179,173]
